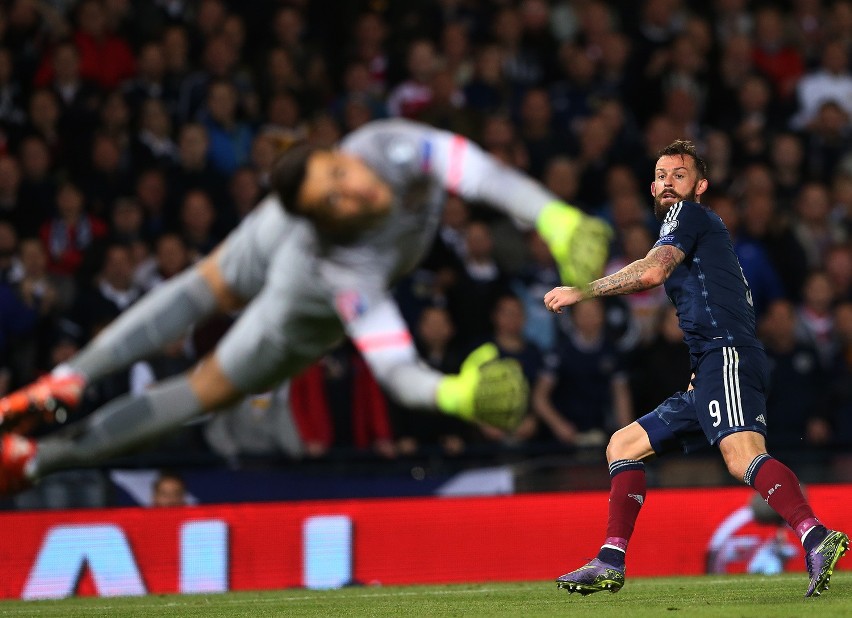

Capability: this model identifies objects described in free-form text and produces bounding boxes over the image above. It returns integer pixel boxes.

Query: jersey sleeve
[342,119,557,225]
[320,256,445,409]
[422,127,555,224]
[653,201,708,257]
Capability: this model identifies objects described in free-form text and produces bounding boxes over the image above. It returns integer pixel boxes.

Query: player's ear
[695,178,709,198]
[650,182,657,197]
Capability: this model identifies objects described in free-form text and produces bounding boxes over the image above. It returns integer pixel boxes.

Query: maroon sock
[604,459,646,551]
[746,454,819,538]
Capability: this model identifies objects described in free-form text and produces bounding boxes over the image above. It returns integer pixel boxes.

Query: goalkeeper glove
[436,343,528,431]
[536,201,613,287]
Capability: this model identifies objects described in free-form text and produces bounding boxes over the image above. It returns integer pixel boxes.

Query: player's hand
[536,201,612,287]
[436,343,528,431]
[544,286,584,313]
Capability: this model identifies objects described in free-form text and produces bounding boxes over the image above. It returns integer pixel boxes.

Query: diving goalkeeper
[0,119,611,492]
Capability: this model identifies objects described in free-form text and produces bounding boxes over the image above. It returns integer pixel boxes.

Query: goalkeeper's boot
[0,433,36,495]
[556,558,625,595]
[805,529,849,597]
[0,373,84,432]
[536,202,613,287]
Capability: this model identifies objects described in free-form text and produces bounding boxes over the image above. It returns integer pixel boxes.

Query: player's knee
[197,254,245,312]
[722,455,749,482]
[606,428,631,462]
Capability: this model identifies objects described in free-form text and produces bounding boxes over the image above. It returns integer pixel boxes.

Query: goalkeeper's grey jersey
[216,119,558,406]
[330,118,556,289]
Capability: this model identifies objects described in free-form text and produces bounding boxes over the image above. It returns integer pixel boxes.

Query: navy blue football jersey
[653,200,763,354]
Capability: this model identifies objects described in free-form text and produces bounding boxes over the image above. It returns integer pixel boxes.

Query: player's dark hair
[656,140,708,179]
[271,142,322,214]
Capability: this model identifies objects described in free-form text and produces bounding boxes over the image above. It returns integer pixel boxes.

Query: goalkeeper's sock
[34,376,202,476]
[604,459,646,552]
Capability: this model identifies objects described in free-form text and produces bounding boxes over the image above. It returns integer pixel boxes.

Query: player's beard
[654,183,698,221]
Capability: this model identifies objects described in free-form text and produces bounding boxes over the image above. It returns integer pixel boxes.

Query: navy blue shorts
[637,346,770,455]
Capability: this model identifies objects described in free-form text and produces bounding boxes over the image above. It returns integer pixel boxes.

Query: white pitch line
[0,585,538,614]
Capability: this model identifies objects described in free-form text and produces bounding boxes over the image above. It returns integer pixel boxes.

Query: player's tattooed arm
[582,244,685,298]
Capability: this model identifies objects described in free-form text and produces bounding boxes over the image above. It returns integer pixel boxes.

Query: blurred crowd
[0,0,850,468]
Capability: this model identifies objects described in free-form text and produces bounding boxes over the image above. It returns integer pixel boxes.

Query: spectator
[0,155,26,234]
[751,5,805,100]
[804,100,852,183]
[23,89,63,163]
[228,166,261,221]
[463,44,510,115]
[179,190,219,260]
[512,232,560,353]
[71,243,140,340]
[392,305,470,456]
[387,38,437,119]
[517,87,570,180]
[532,298,633,446]
[161,24,192,104]
[740,192,809,301]
[712,192,785,318]
[830,301,852,445]
[178,34,253,123]
[134,168,169,238]
[479,294,542,443]
[329,61,387,128]
[417,68,476,139]
[446,220,511,345]
[825,244,852,302]
[168,123,228,215]
[81,132,130,218]
[132,98,179,170]
[793,182,847,270]
[760,299,831,449]
[205,383,305,460]
[40,181,107,276]
[797,271,838,367]
[0,47,26,133]
[348,12,389,96]
[199,79,254,175]
[792,39,852,130]
[16,135,57,236]
[122,41,171,115]
[0,222,20,284]
[15,236,73,316]
[770,132,807,212]
[70,0,136,90]
[134,233,191,293]
[293,344,396,458]
[628,304,691,416]
[151,470,188,507]
[35,41,100,149]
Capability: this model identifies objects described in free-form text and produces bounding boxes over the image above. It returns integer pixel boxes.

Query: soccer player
[543,140,848,598]
[0,119,611,492]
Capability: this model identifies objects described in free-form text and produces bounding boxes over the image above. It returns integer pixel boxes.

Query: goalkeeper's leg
[31,280,334,477]
[32,354,240,478]
[68,257,237,382]
[0,258,237,429]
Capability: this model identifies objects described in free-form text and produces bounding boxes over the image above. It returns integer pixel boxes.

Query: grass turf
[1,573,850,617]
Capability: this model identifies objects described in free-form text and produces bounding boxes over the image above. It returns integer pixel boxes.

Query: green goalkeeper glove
[536,201,613,287]
[436,343,528,431]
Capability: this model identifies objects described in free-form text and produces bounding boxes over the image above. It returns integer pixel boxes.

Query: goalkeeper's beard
[654,183,698,222]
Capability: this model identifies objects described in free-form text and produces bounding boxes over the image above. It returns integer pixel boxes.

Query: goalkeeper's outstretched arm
[340,294,527,431]
[423,125,612,287]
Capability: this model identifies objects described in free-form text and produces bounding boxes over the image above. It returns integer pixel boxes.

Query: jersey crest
[659,220,679,236]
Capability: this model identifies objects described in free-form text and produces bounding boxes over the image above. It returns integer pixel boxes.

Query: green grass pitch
[1,573,850,617]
